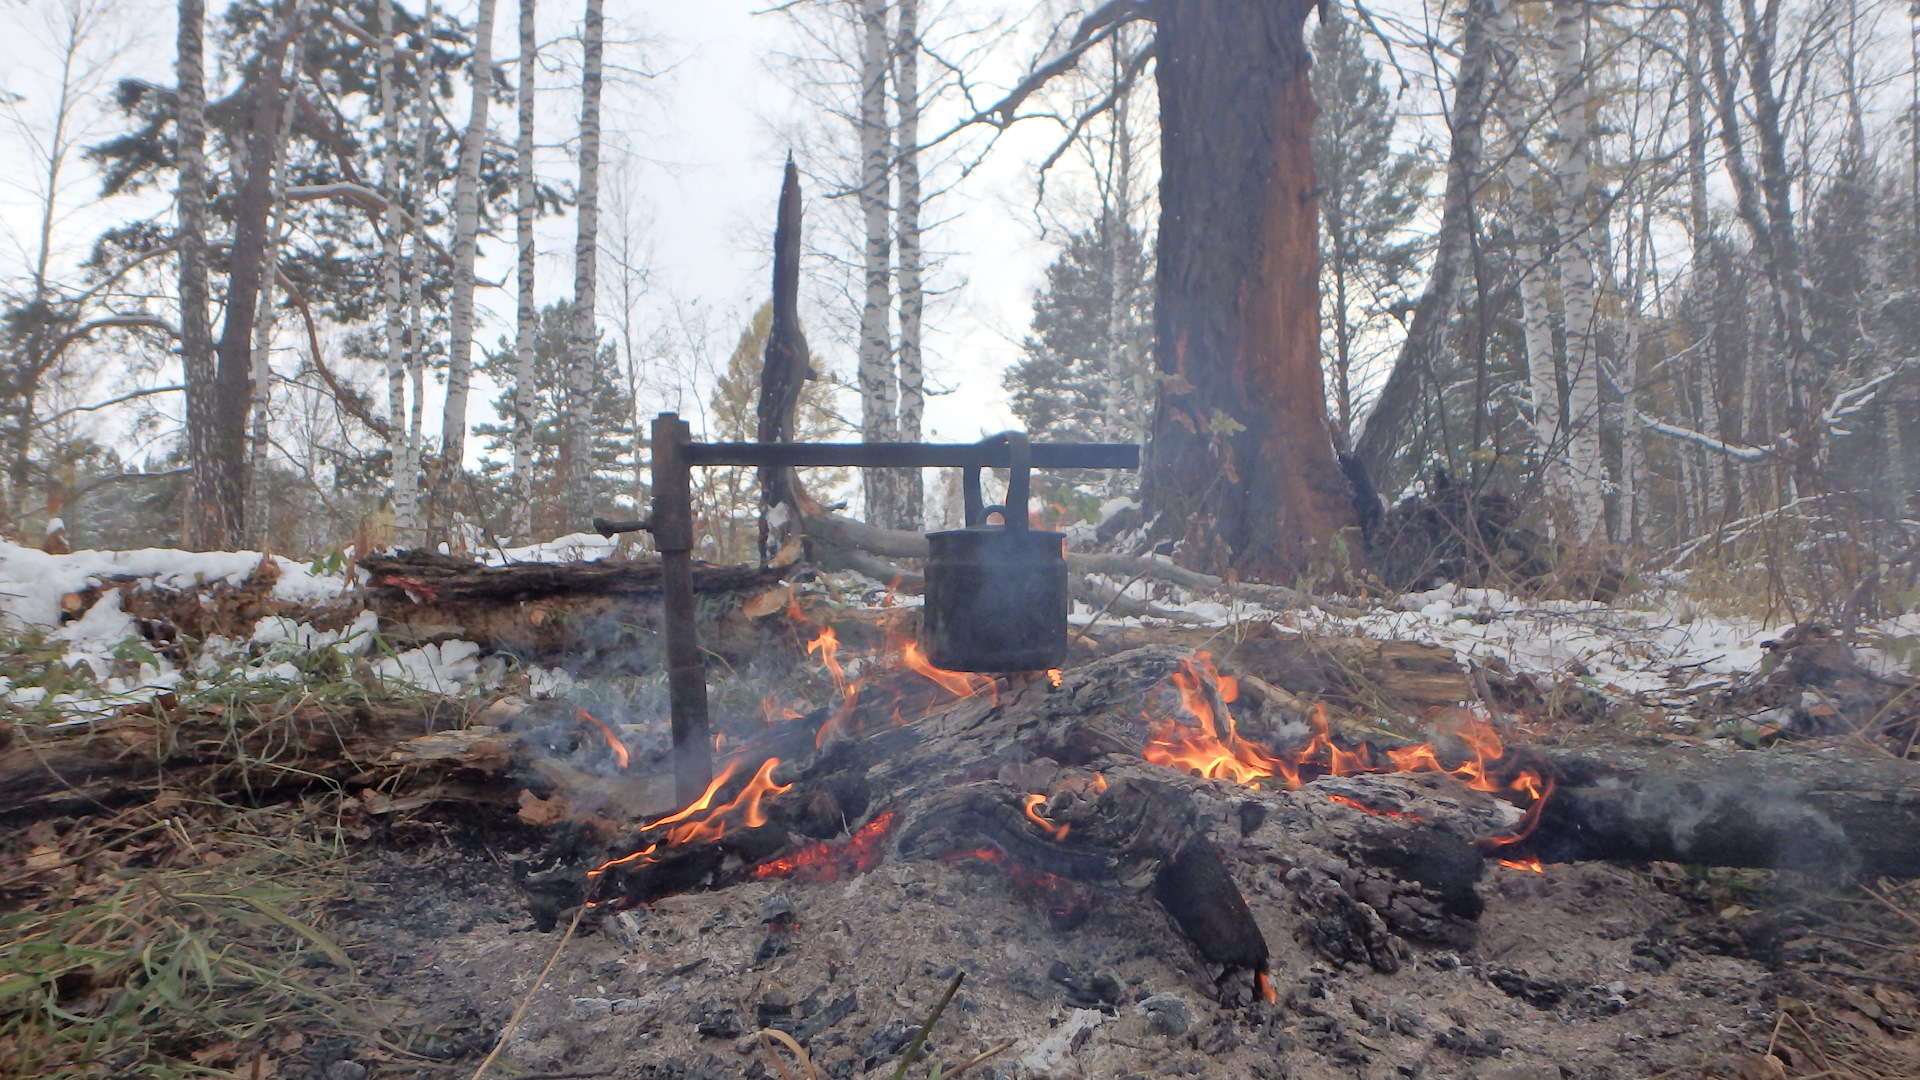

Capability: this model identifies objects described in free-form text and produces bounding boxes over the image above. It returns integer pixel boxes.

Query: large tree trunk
[563,0,604,528]
[203,0,299,551]
[1144,0,1357,583]
[176,0,217,549]
[1344,0,1495,521]
[893,0,925,530]
[856,0,898,530]
[436,0,500,532]
[512,0,538,541]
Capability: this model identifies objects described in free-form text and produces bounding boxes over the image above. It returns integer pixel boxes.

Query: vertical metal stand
[650,413,713,805]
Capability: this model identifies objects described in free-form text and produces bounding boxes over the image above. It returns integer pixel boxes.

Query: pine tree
[1311,1,1427,450]
[475,301,634,541]
[1003,215,1153,494]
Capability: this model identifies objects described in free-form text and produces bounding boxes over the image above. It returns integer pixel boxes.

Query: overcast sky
[0,0,1093,463]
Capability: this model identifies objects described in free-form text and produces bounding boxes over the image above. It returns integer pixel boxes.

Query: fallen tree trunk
[1535,743,1920,878]
[360,549,782,603]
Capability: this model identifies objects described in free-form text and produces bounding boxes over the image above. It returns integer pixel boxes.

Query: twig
[1801,967,1920,991]
[469,906,584,1080]
[757,1028,818,1080]
[891,971,966,1080]
[939,1040,1015,1079]
[1859,883,1920,937]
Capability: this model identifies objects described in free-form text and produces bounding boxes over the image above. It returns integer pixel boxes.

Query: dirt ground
[332,773,1904,1080]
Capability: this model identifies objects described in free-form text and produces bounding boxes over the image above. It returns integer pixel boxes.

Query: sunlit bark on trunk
[437,0,499,531]
[1549,0,1606,542]
[857,0,897,528]
[564,0,605,525]
[893,0,924,529]
[512,0,538,540]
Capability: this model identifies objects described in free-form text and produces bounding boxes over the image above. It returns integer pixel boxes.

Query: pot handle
[960,432,1033,530]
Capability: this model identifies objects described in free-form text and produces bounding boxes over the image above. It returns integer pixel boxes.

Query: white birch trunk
[511,0,538,540]
[176,0,221,549]
[857,0,897,527]
[893,0,923,528]
[1685,29,1728,524]
[564,0,604,523]
[1549,0,1606,542]
[439,0,498,522]
[376,0,415,544]
[1493,1,1562,507]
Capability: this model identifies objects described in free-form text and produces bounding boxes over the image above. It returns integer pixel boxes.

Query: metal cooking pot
[923,433,1068,672]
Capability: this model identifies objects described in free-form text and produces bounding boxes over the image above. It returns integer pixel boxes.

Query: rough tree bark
[512,0,538,541]
[177,0,219,550]
[1343,0,1496,537]
[758,158,811,562]
[1143,0,1358,582]
[563,0,605,527]
[856,0,898,530]
[436,0,500,530]
[893,0,925,530]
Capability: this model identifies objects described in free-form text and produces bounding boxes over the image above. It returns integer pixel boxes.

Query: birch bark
[893,0,924,529]
[404,28,433,551]
[376,0,415,544]
[564,0,605,524]
[857,0,897,528]
[437,0,499,527]
[177,0,219,549]
[511,0,537,539]
[1685,23,1728,523]
[1549,0,1606,541]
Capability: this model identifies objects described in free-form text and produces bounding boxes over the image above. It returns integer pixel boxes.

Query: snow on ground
[0,539,496,719]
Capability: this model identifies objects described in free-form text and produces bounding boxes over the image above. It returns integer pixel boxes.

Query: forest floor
[3,537,1920,1080]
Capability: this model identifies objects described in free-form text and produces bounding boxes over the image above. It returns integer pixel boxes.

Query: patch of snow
[1097,496,1137,525]
[480,532,618,566]
[1017,1007,1108,1077]
[0,539,351,631]
[372,640,484,694]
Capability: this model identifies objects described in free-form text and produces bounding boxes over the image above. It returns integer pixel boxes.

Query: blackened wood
[758,158,811,562]
[1534,744,1920,877]
[358,550,781,603]
[1153,835,1270,971]
[651,413,713,804]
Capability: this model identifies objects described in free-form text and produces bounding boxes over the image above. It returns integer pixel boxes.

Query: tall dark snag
[1144,0,1357,582]
[759,157,811,562]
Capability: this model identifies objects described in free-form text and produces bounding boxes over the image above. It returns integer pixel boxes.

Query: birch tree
[436,0,500,529]
[176,0,220,549]
[511,0,538,540]
[375,0,418,544]
[563,0,605,526]
[855,0,899,528]
[245,8,306,548]
[1548,0,1606,541]
[893,0,924,528]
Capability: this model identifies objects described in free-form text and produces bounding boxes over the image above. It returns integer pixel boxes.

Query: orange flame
[1023,793,1070,841]
[1142,652,1553,849]
[589,757,793,880]
[902,640,996,701]
[577,708,630,770]
[1046,669,1063,687]
[807,627,846,696]
[1498,856,1546,873]
[1256,969,1276,1004]
[1325,793,1427,823]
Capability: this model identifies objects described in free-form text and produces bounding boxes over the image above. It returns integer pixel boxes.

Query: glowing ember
[1046,668,1064,687]
[588,757,794,880]
[753,811,897,883]
[1324,793,1427,823]
[943,846,1093,928]
[577,708,630,770]
[1143,652,1554,849]
[1256,969,1276,1004]
[1022,793,1070,841]
[1498,856,1546,873]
